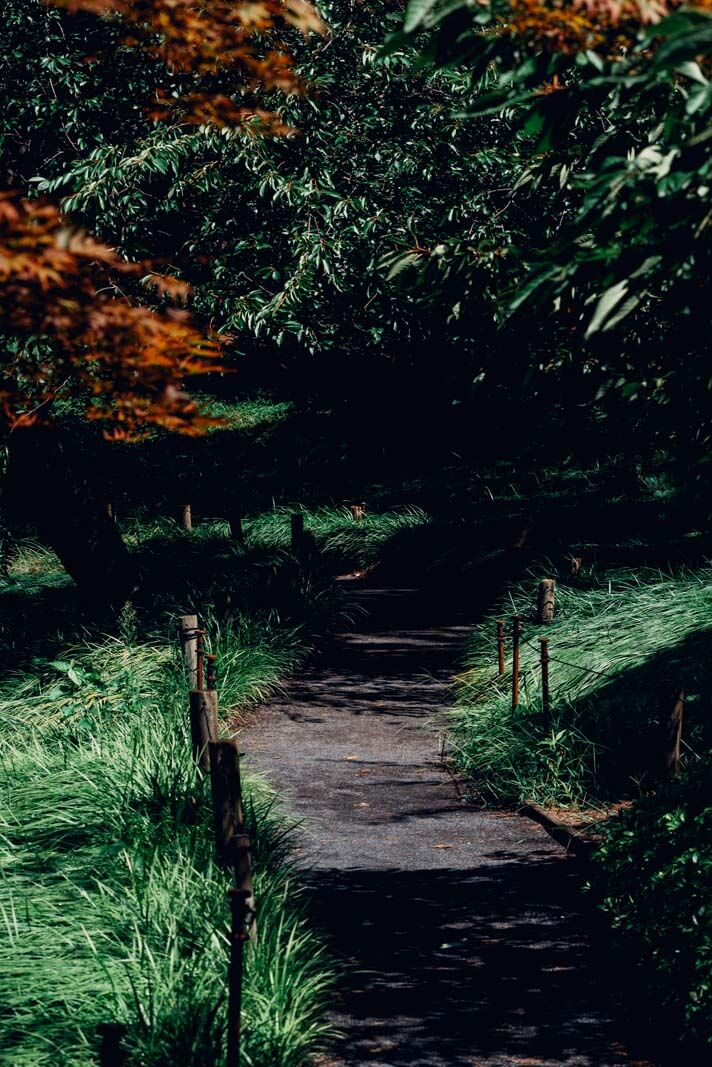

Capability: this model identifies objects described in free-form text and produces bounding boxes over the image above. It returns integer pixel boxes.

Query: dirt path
[239,583,650,1066]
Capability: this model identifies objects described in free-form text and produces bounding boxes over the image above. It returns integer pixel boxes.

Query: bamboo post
[512,614,521,710]
[665,688,684,780]
[97,1023,127,1067]
[180,503,192,531]
[539,638,550,718]
[189,690,218,771]
[496,619,506,676]
[537,578,556,623]
[178,615,199,690]
[290,513,304,551]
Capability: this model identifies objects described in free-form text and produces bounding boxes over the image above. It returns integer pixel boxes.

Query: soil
[237,581,656,1067]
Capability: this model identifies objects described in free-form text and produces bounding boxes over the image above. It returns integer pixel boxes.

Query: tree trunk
[5,426,138,610]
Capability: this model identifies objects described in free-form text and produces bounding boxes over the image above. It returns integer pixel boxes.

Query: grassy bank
[452,565,712,807]
[451,562,712,1049]
[0,611,333,1066]
[0,525,342,1065]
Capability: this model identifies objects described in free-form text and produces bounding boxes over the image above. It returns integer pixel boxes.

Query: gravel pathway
[239,582,652,1066]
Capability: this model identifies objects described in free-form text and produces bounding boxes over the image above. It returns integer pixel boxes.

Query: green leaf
[403,0,440,33]
[585,280,629,337]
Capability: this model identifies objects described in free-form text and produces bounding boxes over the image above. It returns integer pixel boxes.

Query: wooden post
[537,578,556,624]
[512,614,521,710]
[178,615,199,690]
[297,528,318,561]
[665,688,684,780]
[228,510,245,544]
[496,619,505,676]
[210,741,245,860]
[350,503,364,521]
[180,503,192,531]
[189,690,218,771]
[97,1023,127,1067]
[196,629,205,691]
[539,638,550,718]
[227,876,254,1067]
[290,512,304,551]
[569,556,582,577]
[207,653,218,691]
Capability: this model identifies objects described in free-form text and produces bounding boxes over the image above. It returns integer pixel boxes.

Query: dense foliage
[0,0,322,436]
[595,759,712,1046]
[392,0,712,473]
[6,1,533,415]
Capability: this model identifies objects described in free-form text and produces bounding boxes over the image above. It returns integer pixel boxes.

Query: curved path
[240,583,652,1067]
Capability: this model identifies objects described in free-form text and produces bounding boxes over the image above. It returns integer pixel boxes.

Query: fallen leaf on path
[433,844,454,849]
[353,802,370,808]
[344,754,359,761]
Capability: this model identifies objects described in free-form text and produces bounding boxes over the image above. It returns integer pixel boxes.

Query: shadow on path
[307,859,646,1067]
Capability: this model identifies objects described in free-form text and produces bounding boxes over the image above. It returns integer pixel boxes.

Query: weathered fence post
[496,619,506,676]
[512,614,521,710]
[297,529,318,561]
[196,629,205,691]
[539,638,550,718]
[210,738,256,1064]
[228,510,245,544]
[178,615,199,690]
[665,688,685,780]
[180,503,192,531]
[207,653,218,691]
[189,690,218,771]
[537,578,556,623]
[227,886,247,1066]
[290,512,304,551]
[97,1023,127,1067]
[209,741,245,862]
[209,740,256,928]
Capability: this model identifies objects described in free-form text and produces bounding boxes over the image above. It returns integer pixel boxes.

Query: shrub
[593,759,712,1048]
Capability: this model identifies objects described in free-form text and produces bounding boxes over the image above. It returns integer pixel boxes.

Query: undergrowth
[593,758,712,1048]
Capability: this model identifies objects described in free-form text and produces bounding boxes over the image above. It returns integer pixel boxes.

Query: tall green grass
[0,607,334,1064]
[120,505,426,554]
[246,505,428,569]
[452,566,712,806]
